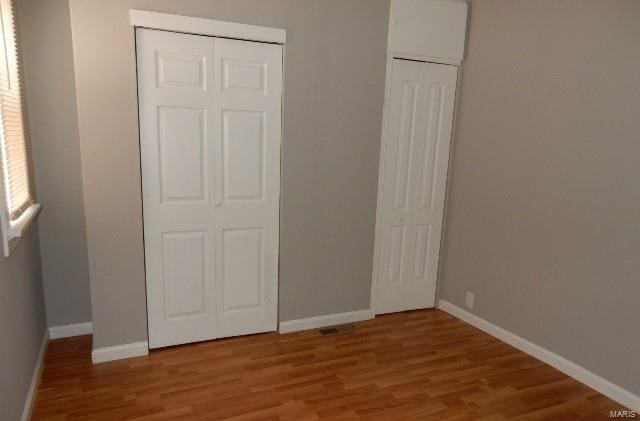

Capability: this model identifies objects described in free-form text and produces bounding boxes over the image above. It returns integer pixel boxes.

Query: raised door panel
[392,81,418,212]
[222,229,263,311]
[156,52,207,89]
[222,110,265,200]
[158,107,207,202]
[387,226,406,284]
[162,231,207,317]
[419,83,446,212]
[222,59,266,94]
[412,224,432,283]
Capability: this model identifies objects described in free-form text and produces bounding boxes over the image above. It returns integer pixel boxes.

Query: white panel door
[137,29,281,348]
[212,38,281,338]
[138,29,216,349]
[375,59,458,314]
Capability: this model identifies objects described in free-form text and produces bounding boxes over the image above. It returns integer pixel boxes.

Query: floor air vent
[318,324,356,335]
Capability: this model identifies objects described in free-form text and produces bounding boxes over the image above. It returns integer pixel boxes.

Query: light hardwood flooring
[32,309,622,420]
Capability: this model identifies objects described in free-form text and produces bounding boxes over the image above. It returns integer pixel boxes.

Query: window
[0,0,39,257]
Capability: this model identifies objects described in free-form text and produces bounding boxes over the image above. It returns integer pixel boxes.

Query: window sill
[8,203,42,237]
[3,203,41,257]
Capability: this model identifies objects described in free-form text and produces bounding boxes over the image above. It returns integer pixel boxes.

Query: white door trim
[129,9,286,44]
[370,54,396,315]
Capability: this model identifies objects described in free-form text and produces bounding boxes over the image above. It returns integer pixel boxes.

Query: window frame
[0,0,40,257]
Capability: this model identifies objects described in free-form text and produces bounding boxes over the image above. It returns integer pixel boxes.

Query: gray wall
[440,0,640,395]
[0,6,49,420]
[20,0,92,327]
[0,228,46,420]
[0,228,46,421]
[67,0,389,348]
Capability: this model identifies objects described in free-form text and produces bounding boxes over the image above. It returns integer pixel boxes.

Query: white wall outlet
[465,291,475,309]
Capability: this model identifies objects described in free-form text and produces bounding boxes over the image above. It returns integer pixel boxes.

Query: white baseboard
[438,300,640,412]
[48,322,93,339]
[279,308,373,334]
[21,329,48,421]
[92,341,149,364]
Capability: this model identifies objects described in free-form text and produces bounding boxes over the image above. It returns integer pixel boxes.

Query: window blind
[0,0,32,221]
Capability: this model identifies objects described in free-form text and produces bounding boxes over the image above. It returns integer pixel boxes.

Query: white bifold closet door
[136,28,282,348]
[375,58,457,315]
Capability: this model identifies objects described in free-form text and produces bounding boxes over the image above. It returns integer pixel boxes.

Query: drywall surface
[440,0,640,395]
[0,226,47,421]
[0,5,50,419]
[20,0,92,327]
[67,0,389,348]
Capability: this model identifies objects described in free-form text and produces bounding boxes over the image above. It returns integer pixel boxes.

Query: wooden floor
[33,310,621,420]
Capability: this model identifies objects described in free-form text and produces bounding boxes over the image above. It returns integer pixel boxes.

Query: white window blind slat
[0,0,33,221]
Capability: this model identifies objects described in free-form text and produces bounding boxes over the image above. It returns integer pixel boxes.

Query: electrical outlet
[465,291,475,309]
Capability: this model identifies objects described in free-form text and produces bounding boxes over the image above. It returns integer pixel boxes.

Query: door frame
[130,10,286,44]
[370,51,461,315]
[130,10,286,346]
